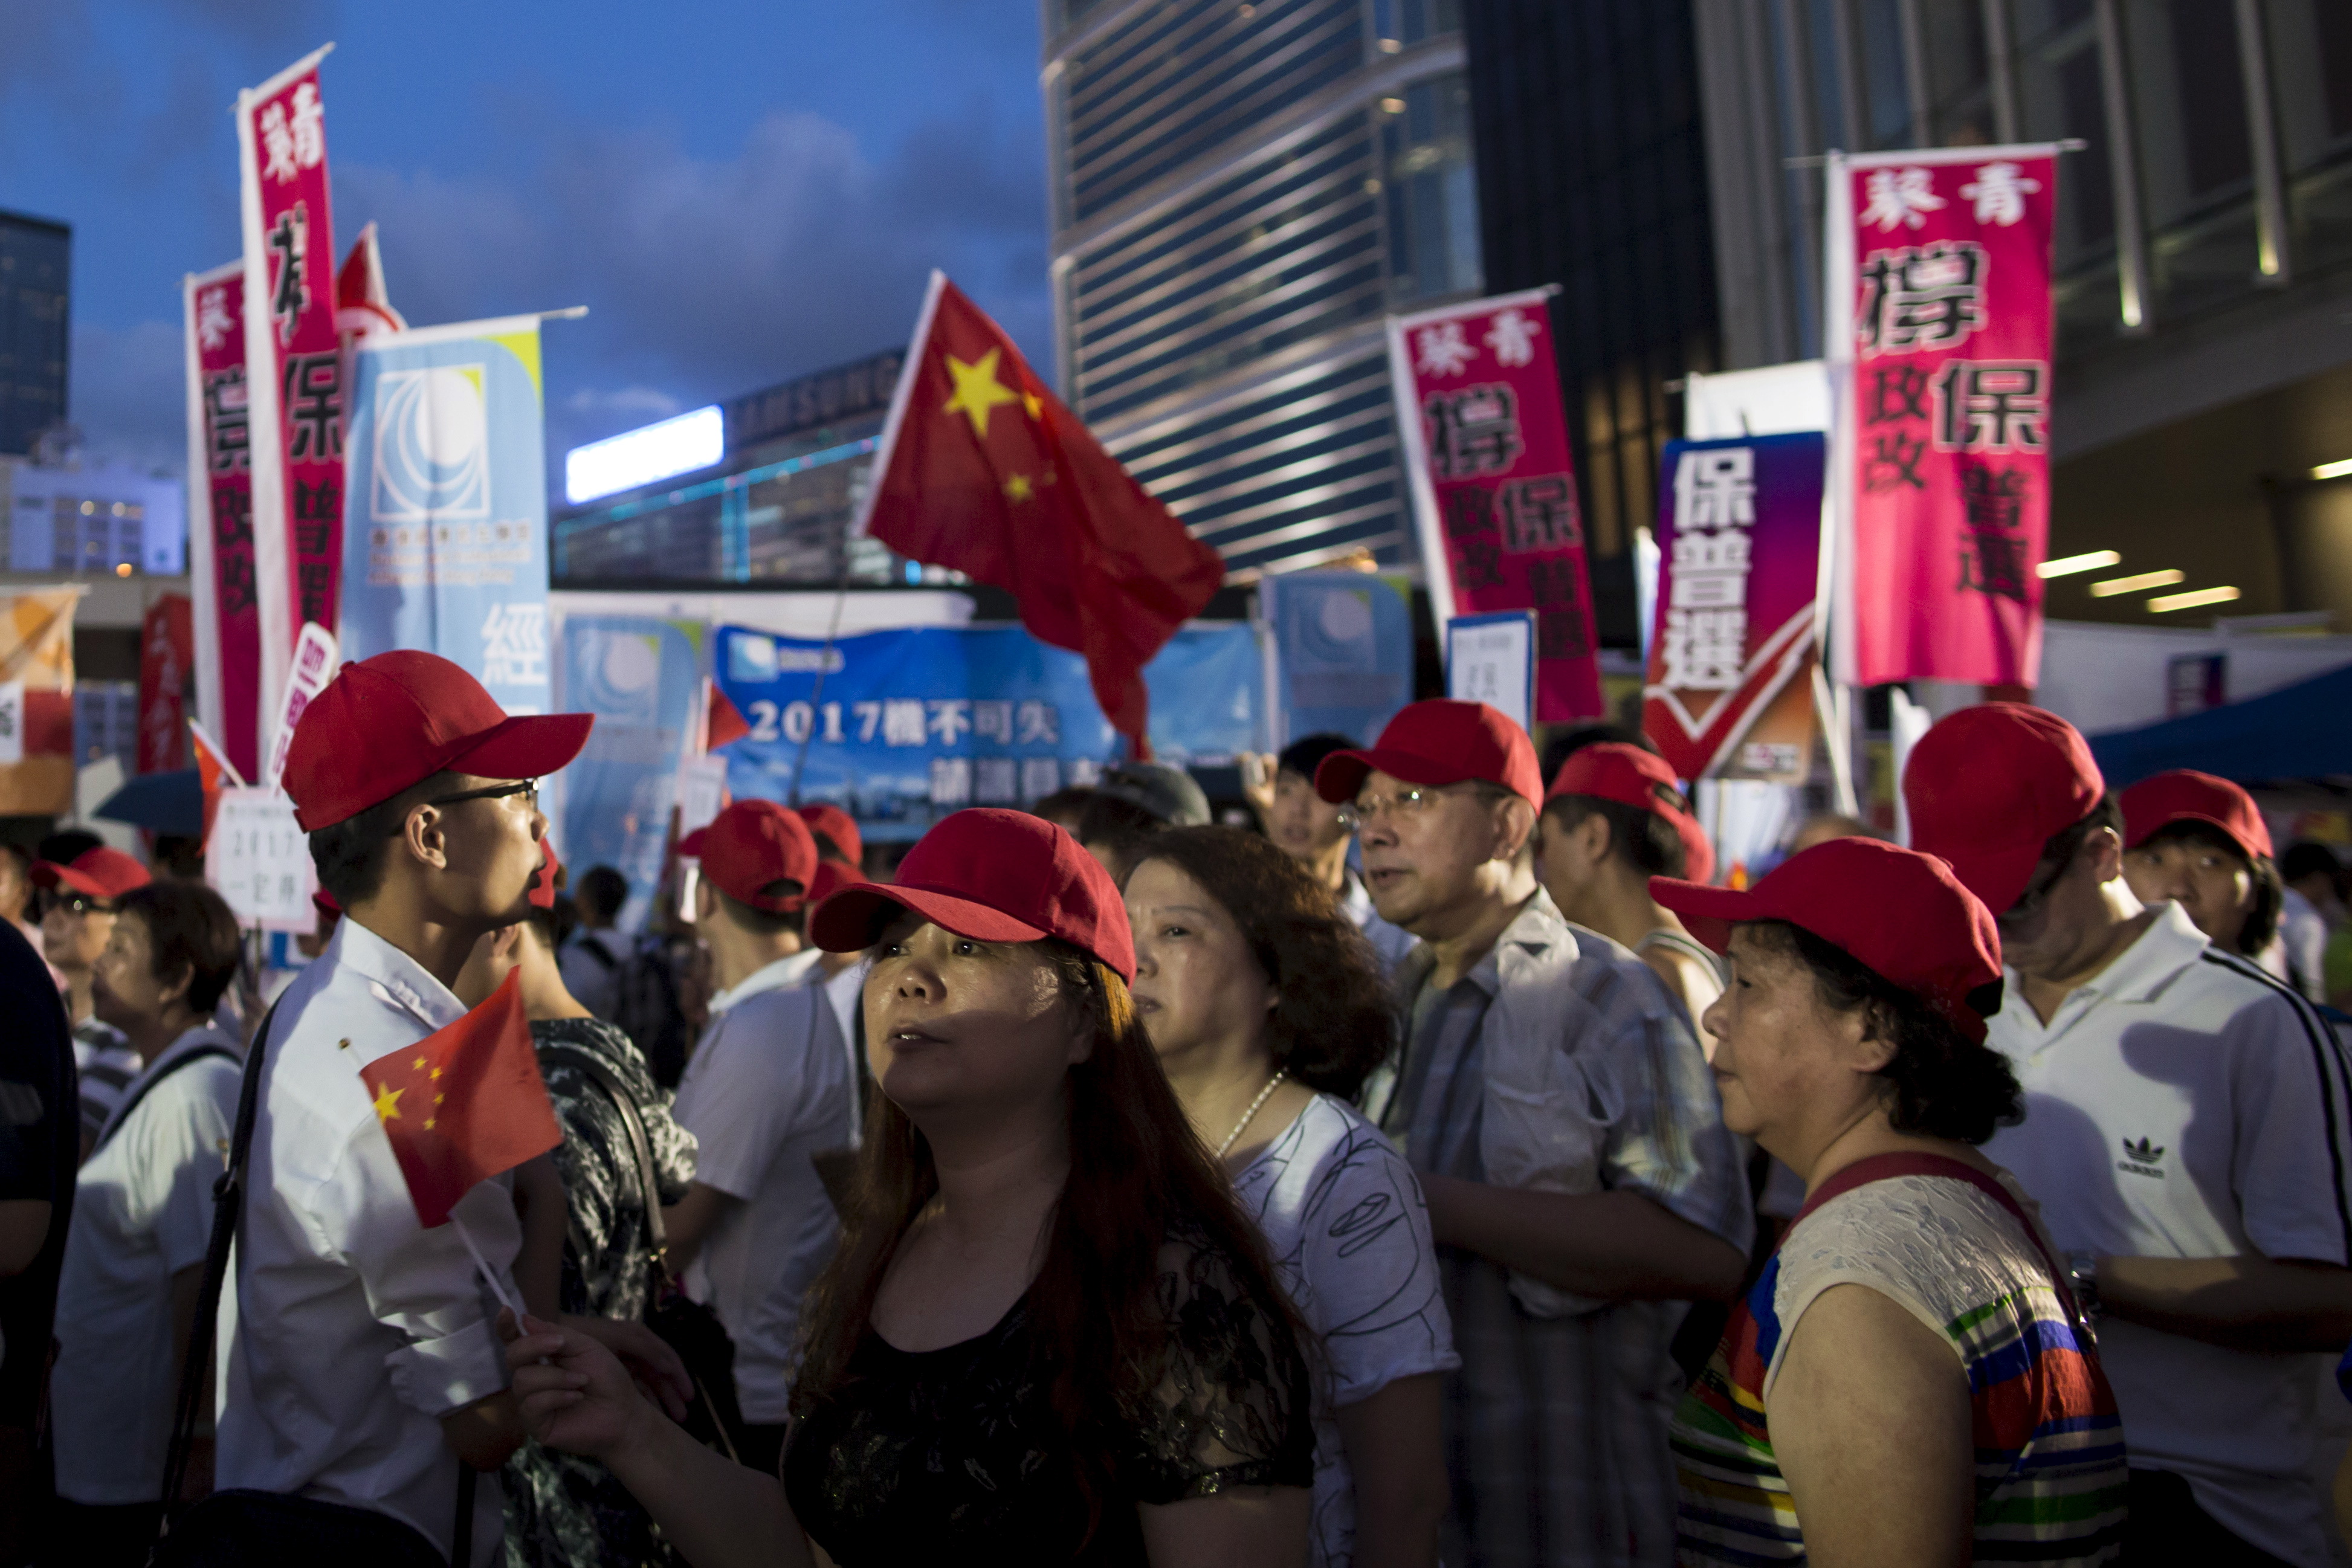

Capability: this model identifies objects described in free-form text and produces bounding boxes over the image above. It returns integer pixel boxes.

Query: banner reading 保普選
[237,44,343,766]
[340,317,552,718]
[1644,433,1826,783]
[183,260,262,782]
[1827,145,2059,689]
[1388,289,1603,723]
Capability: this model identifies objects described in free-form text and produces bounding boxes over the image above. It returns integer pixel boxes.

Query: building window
[1920,0,1997,146]
[2266,0,2352,277]
[1371,0,1458,48]
[1381,74,1481,303]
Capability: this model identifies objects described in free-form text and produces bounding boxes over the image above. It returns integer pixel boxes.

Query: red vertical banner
[183,261,261,782]
[138,595,193,776]
[1827,146,2059,689]
[236,45,341,766]
[1389,289,1603,721]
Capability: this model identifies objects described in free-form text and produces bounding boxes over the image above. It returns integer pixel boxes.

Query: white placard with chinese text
[1446,612,1535,736]
[207,784,318,932]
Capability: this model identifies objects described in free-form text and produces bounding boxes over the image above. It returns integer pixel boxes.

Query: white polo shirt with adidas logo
[1982,899,2352,1567]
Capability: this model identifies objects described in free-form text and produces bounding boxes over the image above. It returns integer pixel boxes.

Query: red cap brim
[1646,877,1760,953]
[677,827,709,857]
[2127,810,2267,863]
[31,862,109,899]
[1314,746,1484,804]
[449,712,594,787]
[810,880,1051,954]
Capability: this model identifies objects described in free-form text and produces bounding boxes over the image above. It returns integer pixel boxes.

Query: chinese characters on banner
[1643,434,1826,782]
[137,594,193,776]
[1386,288,1604,721]
[1827,146,2058,688]
[236,45,341,766]
[182,260,262,782]
[339,318,554,718]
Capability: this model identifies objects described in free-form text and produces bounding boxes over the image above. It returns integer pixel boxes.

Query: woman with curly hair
[1124,826,1457,1568]
[1656,837,2127,1566]
[504,809,1315,1567]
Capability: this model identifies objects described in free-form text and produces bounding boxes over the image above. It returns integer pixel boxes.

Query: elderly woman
[505,808,1315,1567]
[1125,825,1455,1568]
[1655,837,2128,1566]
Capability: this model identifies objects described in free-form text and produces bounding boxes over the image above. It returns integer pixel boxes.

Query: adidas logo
[2117,1136,2166,1179]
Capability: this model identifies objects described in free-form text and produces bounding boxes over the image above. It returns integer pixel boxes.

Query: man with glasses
[216,651,599,1566]
[1906,703,2352,1567]
[1314,699,1751,1568]
[31,843,151,1160]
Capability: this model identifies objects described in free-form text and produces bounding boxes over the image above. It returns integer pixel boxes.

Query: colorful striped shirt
[1670,1153,2128,1564]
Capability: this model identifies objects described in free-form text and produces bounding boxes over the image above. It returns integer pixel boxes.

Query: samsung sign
[564,405,725,506]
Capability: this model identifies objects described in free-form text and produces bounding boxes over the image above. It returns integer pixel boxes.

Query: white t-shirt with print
[1982,900,2352,1567]
[1231,1093,1459,1568]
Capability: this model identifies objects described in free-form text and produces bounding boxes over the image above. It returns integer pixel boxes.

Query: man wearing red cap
[215,651,593,1566]
[1907,702,2352,1566]
[669,799,853,1478]
[1536,742,1723,1049]
[796,803,873,1056]
[1316,700,1751,1568]
[34,841,153,1160]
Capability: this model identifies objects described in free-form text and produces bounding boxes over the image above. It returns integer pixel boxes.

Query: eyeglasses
[39,891,112,919]
[424,778,540,813]
[1345,785,1450,830]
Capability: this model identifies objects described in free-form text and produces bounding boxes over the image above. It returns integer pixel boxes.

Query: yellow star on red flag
[942,348,1021,440]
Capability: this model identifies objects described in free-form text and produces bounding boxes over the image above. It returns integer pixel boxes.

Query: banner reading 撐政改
[183,260,262,782]
[1388,289,1603,722]
[1827,145,2059,689]
[236,44,343,765]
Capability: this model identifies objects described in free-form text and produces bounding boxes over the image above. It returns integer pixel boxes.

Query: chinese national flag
[703,678,752,752]
[188,718,242,848]
[358,970,560,1228]
[862,273,1224,755]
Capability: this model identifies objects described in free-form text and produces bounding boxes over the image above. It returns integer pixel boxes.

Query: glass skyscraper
[1042,0,1483,578]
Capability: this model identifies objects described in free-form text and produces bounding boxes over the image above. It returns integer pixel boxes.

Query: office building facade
[552,348,909,588]
[0,210,69,459]
[1693,0,2352,628]
[1042,0,1484,578]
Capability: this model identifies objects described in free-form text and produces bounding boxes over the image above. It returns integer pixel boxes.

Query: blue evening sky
[0,0,1049,474]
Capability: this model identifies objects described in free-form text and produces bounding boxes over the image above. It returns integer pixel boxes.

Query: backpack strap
[93,1044,239,1155]
[159,1001,279,1512]
[538,1044,669,1294]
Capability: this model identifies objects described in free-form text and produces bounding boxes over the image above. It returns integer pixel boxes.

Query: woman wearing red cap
[1123,826,1455,1568]
[2116,770,2286,973]
[504,808,1315,1567]
[1654,839,2127,1566]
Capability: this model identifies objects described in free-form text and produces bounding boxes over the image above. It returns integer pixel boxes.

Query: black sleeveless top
[781,1233,1315,1566]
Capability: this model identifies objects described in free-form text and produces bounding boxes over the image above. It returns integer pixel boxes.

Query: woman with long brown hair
[1125,826,1454,1568]
[503,808,1315,1567]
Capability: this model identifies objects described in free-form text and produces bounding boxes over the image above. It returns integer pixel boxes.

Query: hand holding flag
[359,969,560,1230]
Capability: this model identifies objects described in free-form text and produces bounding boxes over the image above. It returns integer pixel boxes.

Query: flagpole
[451,1212,520,1318]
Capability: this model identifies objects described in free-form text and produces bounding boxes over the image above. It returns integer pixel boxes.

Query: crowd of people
[0,649,2348,1567]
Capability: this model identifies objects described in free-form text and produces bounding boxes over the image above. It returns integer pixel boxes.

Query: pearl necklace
[1215,1070,1288,1158]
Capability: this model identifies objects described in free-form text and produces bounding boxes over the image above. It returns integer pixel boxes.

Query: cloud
[340,97,1050,459]
[68,318,188,473]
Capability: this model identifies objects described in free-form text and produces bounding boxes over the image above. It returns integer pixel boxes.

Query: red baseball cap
[810,807,1136,983]
[680,800,818,914]
[283,651,593,832]
[2120,770,2272,860]
[528,839,561,911]
[311,888,343,921]
[1546,743,1716,886]
[1903,703,2104,915]
[797,804,863,868]
[1314,700,1543,808]
[1652,836,2004,1042]
[32,846,152,902]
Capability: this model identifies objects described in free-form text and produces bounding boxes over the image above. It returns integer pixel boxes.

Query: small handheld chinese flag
[703,678,752,752]
[859,272,1224,758]
[358,969,560,1228]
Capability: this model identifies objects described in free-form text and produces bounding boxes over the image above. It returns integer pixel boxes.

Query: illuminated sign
[564,405,724,505]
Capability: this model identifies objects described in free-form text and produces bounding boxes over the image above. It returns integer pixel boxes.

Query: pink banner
[237,47,342,752]
[1835,147,2058,688]
[1391,289,1604,721]
[138,594,194,777]
[184,263,262,782]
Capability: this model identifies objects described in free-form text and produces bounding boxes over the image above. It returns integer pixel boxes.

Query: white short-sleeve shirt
[1232,1093,1459,1568]
[672,951,853,1423]
[216,918,523,1567]
[1982,900,2352,1567]
[52,1022,242,1504]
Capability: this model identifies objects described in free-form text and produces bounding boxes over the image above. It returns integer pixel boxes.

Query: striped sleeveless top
[1670,1153,2128,1564]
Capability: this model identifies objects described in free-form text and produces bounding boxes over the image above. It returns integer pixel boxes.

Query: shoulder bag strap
[538,1045,668,1290]
[93,1045,239,1156]
[158,1002,280,1514]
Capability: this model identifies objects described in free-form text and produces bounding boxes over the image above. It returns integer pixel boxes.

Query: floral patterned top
[782,1225,1316,1566]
